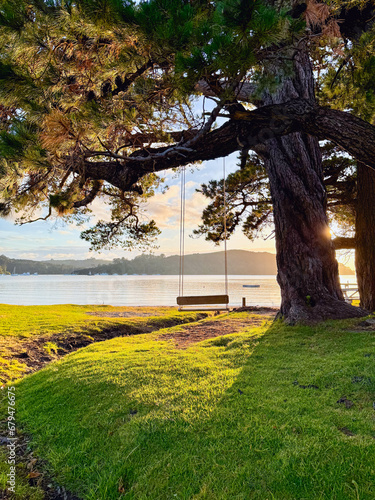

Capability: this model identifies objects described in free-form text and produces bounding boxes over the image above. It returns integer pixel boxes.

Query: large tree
[0,0,374,322]
[195,143,375,310]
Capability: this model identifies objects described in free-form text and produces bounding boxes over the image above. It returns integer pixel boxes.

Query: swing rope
[223,157,229,297]
[178,166,186,298]
[178,158,229,302]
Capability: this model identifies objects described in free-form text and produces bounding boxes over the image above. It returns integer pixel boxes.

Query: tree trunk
[355,162,375,311]
[256,48,365,323]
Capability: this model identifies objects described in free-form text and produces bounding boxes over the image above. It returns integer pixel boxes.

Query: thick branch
[333,237,356,250]
[115,129,198,149]
[232,100,375,171]
[79,99,375,192]
[81,120,246,191]
[73,180,103,208]
[112,60,155,97]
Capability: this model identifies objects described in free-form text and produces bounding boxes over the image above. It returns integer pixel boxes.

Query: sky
[0,154,355,270]
[0,153,278,262]
[0,119,355,269]
[0,154,356,269]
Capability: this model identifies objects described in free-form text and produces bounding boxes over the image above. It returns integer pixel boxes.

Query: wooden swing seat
[177,294,229,311]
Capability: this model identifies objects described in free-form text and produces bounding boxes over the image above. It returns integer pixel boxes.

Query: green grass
[3,312,375,499]
[0,304,196,339]
[0,304,207,383]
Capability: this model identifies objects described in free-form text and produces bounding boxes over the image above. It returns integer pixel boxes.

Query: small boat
[242,284,260,288]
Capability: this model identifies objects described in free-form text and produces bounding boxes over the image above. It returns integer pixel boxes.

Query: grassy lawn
[1,309,375,499]
[0,304,206,383]
[0,304,204,339]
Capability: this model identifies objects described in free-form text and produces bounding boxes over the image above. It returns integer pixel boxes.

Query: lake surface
[0,274,358,307]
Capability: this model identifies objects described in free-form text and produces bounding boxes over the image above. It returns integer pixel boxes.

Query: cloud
[88,198,112,223]
[0,234,26,241]
[66,239,86,245]
[145,184,207,230]
[17,252,40,260]
[143,180,276,257]
[2,244,93,261]
[144,184,180,227]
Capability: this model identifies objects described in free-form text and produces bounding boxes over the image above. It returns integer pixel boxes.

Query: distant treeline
[0,255,108,275]
[0,251,354,276]
[75,250,355,276]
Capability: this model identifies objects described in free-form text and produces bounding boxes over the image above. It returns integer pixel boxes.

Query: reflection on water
[0,274,358,307]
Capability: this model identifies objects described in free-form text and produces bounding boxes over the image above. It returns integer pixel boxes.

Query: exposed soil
[337,397,354,409]
[233,306,279,314]
[159,310,276,348]
[350,317,375,333]
[338,426,355,437]
[87,311,155,317]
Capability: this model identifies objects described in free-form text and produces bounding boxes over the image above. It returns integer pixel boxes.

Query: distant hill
[0,255,109,275]
[0,251,355,276]
[74,250,355,276]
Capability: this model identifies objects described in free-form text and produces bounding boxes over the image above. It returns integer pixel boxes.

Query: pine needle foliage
[318,0,375,121]
[0,0,369,250]
[0,0,300,249]
[195,0,375,246]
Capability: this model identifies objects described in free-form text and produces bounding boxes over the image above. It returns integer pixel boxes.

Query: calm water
[0,274,358,307]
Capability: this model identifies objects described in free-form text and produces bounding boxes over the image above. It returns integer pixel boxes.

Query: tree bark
[82,100,375,192]
[254,48,365,323]
[355,162,375,311]
[77,60,368,322]
[232,100,375,172]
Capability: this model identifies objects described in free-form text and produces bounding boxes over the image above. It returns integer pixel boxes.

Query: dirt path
[4,308,278,378]
[159,308,277,348]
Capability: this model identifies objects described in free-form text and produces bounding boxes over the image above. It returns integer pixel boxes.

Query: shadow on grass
[6,317,375,499]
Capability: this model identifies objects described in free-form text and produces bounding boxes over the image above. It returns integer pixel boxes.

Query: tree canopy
[0,0,371,244]
[0,0,295,249]
[1,0,375,321]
